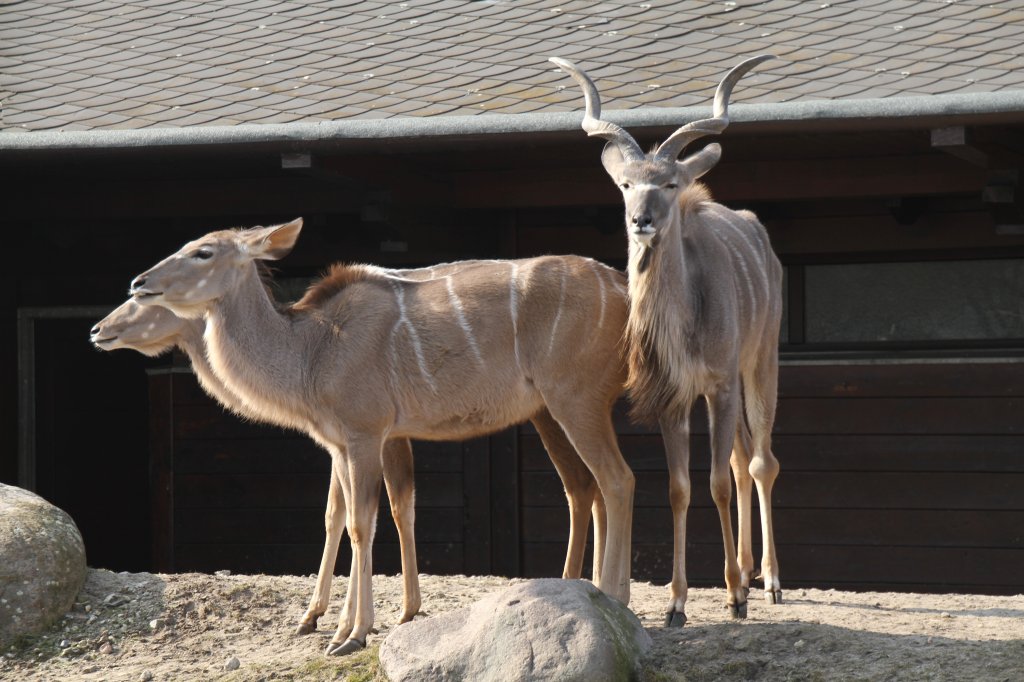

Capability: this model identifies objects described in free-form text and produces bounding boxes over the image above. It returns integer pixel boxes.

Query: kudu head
[551,55,773,252]
[129,218,303,318]
[90,298,188,356]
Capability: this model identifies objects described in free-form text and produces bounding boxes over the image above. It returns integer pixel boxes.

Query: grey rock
[225,655,240,671]
[380,579,651,682]
[0,483,86,645]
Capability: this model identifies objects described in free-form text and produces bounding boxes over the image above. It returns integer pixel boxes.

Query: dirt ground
[2,569,1022,681]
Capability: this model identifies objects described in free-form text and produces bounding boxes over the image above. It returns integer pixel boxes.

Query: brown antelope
[127,220,635,655]
[95,269,617,644]
[90,299,422,632]
[554,55,783,624]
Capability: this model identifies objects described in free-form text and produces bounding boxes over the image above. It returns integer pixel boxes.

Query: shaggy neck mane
[291,263,380,313]
[625,182,711,425]
[677,182,711,212]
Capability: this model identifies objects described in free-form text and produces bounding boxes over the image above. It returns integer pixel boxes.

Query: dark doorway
[28,311,158,571]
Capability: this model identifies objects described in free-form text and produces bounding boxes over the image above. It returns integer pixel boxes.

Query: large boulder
[379,578,652,682]
[0,483,87,644]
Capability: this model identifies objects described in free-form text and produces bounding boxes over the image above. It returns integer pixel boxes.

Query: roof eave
[4,91,1024,156]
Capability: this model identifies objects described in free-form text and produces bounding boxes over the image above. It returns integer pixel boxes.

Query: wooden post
[148,368,175,572]
[488,427,520,577]
[462,436,491,575]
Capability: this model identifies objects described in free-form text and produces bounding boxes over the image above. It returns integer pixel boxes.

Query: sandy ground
[2,569,1022,681]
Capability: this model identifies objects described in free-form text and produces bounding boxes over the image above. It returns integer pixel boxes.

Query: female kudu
[91,299,426,632]
[128,220,635,655]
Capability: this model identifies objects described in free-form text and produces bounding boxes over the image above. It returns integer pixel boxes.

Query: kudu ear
[242,218,304,261]
[678,143,722,182]
[600,142,627,180]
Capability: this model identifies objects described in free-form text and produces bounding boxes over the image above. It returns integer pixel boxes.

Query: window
[803,259,1024,343]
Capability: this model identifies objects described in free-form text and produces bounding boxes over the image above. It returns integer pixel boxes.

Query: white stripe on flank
[391,282,437,392]
[547,265,567,356]
[510,262,521,368]
[720,209,770,301]
[388,324,400,390]
[589,260,608,332]
[718,209,769,278]
[712,226,758,319]
[446,275,484,366]
[607,272,627,296]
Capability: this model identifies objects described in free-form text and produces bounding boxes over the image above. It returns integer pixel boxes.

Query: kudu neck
[173,318,249,416]
[203,263,312,424]
[627,200,699,328]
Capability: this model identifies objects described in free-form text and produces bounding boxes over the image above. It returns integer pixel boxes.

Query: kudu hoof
[325,638,365,657]
[729,600,748,619]
[766,589,783,605]
[294,620,318,636]
[664,609,688,627]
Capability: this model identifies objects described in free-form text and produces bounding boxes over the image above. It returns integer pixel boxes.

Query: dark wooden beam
[932,126,1024,170]
[767,210,1022,256]
[6,178,366,220]
[931,126,989,167]
[452,154,991,208]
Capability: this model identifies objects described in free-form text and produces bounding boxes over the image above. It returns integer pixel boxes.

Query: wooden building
[3,1,1023,593]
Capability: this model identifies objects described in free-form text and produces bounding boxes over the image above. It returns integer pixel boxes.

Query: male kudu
[128,220,635,655]
[555,55,783,624]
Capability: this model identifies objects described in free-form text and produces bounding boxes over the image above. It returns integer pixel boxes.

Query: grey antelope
[554,55,783,624]
[92,274,615,639]
[128,219,635,655]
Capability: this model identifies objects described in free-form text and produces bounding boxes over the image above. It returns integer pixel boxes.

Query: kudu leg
[531,409,600,580]
[707,386,747,618]
[751,440,781,604]
[745,364,782,605]
[591,492,607,585]
[297,439,420,635]
[545,403,634,605]
[659,415,692,627]
[297,467,346,635]
[731,423,756,596]
[382,438,421,623]
[326,437,384,657]
[328,455,358,649]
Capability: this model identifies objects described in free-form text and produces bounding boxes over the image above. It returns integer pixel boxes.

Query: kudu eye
[620,182,631,190]
[666,183,679,190]
[192,249,213,260]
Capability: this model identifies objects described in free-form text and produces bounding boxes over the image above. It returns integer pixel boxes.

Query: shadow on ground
[642,620,1024,682]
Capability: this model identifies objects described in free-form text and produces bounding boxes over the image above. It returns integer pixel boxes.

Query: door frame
[16,305,114,490]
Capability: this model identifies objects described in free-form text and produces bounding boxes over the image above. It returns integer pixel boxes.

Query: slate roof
[2,0,1024,133]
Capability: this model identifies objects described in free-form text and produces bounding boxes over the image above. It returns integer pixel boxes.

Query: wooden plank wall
[155,361,1024,594]
[520,361,1024,594]
[156,369,521,579]
[159,370,459,576]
